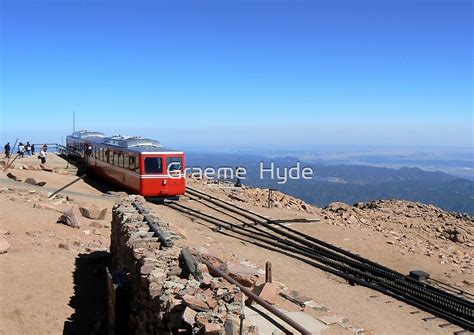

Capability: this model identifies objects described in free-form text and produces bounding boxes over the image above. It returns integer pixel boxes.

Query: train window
[135,160,140,173]
[144,157,163,174]
[129,156,135,170]
[112,152,117,165]
[105,150,110,163]
[124,154,129,169]
[166,157,182,172]
[99,147,104,161]
[118,154,124,167]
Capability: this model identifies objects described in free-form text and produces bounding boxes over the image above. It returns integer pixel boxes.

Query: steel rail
[188,187,421,279]
[175,188,474,330]
[186,187,474,310]
[187,187,435,280]
[168,201,474,330]
[215,228,474,332]
[186,187,268,223]
[169,202,364,266]
[184,193,253,225]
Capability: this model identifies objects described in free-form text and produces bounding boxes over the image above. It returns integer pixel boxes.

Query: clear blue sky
[0,0,472,149]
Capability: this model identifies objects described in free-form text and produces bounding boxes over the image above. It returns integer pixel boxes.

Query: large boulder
[0,236,11,254]
[79,204,108,220]
[58,205,82,228]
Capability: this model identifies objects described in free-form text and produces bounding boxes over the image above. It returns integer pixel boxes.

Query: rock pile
[0,184,108,230]
[186,178,316,213]
[111,197,257,334]
[322,199,473,270]
[222,187,316,213]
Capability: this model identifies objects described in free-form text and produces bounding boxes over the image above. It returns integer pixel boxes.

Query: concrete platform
[244,305,328,334]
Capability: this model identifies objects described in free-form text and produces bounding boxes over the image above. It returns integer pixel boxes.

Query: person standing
[4,142,11,159]
[31,144,35,155]
[234,166,245,187]
[18,142,25,158]
[39,145,47,164]
[26,142,32,156]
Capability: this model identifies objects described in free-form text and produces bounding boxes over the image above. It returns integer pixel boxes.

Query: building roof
[68,130,181,153]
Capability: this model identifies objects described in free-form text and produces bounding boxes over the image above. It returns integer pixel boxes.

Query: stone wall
[110,196,253,334]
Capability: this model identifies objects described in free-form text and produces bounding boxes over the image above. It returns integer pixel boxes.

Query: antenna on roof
[73,110,76,133]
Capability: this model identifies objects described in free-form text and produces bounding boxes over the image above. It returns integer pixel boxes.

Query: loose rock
[58,205,82,228]
[24,177,37,185]
[80,204,107,220]
[0,236,11,254]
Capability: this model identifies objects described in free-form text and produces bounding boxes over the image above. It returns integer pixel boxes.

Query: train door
[165,155,185,195]
[142,155,165,196]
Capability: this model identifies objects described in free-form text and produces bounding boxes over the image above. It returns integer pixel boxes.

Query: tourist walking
[39,145,47,164]
[4,142,11,159]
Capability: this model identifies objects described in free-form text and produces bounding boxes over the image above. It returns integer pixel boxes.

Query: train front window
[144,157,163,174]
[166,157,182,172]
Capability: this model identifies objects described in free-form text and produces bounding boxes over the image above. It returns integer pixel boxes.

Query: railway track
[165,186,474,333]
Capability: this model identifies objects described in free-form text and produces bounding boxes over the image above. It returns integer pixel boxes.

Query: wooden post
[265,262,272,283]
[268,188,277,208]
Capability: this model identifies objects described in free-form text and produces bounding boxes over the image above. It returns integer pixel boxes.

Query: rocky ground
[0,154,116,334]
[188,178,473,290]
[0,154,472,334]
[189,177,317,213]
[321,200,473,282]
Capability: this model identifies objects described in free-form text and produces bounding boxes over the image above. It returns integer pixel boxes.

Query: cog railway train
[66,130,186,198]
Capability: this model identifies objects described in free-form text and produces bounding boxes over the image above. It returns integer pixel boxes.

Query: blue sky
[0,0,472,149]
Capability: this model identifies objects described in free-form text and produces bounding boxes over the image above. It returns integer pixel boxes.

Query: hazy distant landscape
[228,146,474,181]
[187,150,474,215]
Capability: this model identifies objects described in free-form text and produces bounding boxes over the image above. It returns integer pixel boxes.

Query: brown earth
[0,154,472,334]
[0,154,115,335]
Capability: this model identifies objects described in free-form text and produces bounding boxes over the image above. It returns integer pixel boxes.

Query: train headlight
[163,179,167,185]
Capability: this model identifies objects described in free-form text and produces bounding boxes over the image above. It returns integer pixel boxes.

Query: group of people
[3,142,48,164]
[16,142,35,158]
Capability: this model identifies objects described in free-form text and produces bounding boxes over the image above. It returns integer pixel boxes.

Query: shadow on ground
[82,174,128,195]
[63,251,111,335]
[58,153,128,195]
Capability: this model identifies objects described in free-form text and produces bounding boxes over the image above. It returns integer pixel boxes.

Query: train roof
[68,130,182,153]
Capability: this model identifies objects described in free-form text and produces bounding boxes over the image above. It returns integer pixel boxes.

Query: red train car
[66,130,185,198]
